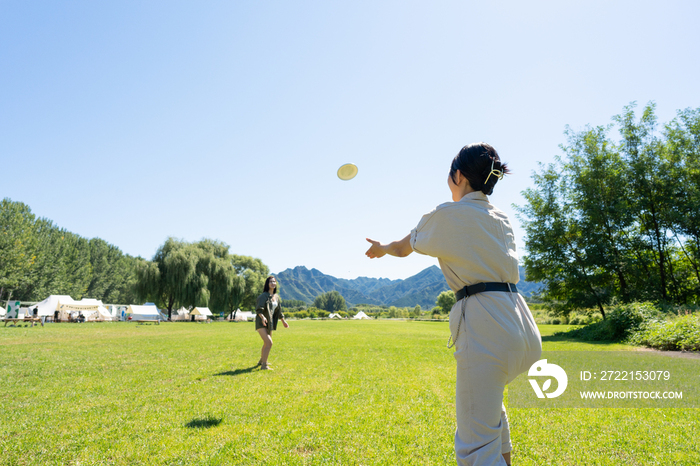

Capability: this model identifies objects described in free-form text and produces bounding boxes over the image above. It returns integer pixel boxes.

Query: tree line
[517,103,700,317]
[0,199,271,318]
[0,199,141,305]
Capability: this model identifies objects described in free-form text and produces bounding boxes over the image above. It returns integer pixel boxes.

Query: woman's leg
[454,349,509,466]
[257,328,273,365]
[451,298,511,466]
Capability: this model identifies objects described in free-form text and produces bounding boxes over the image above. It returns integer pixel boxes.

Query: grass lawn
[1,320,698,465]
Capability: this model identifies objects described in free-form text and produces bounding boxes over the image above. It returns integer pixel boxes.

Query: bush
[629,314,700,351]
[555,302,659,342]
[607,302,659,340]
[550,318,561,325]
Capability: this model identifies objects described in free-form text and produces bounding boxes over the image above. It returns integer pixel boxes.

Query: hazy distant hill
[276,265,542,309]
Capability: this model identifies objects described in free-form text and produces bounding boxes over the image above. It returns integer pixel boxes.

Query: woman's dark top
[255,292,284,332]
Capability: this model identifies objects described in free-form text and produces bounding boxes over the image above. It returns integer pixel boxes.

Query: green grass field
[1,320,698,465]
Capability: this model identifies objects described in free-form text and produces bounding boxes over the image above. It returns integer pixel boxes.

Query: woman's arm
[365,234,413,259]
[276,298,289,328]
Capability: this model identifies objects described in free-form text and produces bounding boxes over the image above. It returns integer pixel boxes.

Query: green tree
[614,102,679,302]
[136,238,270,320]
[665,107,700,296]
[229,255,268,314]
[313,290,347,313]
[282,299,306,309]
[436,290,455,314]
[0,199,37,303]
[519,102,700,313]
[412,305,422,317]
[135,238,207,319]
[85,238,141,303]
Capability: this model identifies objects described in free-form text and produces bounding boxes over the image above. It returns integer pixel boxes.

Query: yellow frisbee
[337,163,358,181]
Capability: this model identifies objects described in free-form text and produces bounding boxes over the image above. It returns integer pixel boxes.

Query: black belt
[455,282,518,301]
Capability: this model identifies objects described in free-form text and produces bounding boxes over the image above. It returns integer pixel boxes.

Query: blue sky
[2,1,699,280]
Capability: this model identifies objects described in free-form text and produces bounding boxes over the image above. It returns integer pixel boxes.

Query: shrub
[629,314,700,351]
[607,302,659,340]
[554,302,659,342]
[550,318,561,325]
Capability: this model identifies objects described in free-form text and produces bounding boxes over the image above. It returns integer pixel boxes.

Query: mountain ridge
[276,265,541,309]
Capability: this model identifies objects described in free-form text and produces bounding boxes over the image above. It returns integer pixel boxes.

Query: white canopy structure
[353,311,371,320]
[29,295,74,317]
[328,313,343,319]
[27,295,113,321]
[76,298,113,321]
[171,307,190,321]
[190,307,213,321]
[230,309,255,321]
[191,307,212,316]
[127,304,161,321]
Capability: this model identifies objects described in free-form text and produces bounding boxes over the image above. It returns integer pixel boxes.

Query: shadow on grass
[214,366,258,377]
[541,334,617,346]
[185,416,222,429]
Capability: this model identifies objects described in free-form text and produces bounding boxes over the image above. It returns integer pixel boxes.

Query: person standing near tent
[255,276,289,371]
[365,143,542,466]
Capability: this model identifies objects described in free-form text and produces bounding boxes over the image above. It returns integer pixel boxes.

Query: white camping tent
[190,307,212,321]
[230,309,255,321]
[328,313,343,319]
[27,295,114,321]
[171,307,190,321]
[50,297,112,322]
[77,298,113,321]
[353,311,371,320]
[29,295,74,318]
[127,305,160,321]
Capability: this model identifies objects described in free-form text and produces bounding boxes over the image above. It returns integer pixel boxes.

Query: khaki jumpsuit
[410,191,542,466]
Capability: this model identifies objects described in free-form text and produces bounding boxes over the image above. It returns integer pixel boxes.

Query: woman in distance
[365,143,542,466]
[255,276,289,371]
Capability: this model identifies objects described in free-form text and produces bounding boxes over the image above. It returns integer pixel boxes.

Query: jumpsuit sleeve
[410,206,452,258]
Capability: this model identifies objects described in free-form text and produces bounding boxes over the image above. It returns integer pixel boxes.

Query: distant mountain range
[276,265,542,309]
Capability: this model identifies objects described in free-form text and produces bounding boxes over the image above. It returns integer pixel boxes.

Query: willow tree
[136,238,269,320]
[135,238,207,319]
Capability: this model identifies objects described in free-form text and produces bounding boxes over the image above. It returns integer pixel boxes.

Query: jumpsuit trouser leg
[450,295,542,466]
